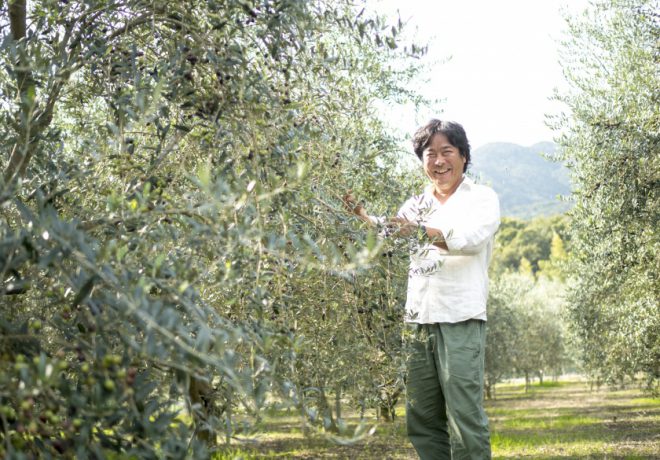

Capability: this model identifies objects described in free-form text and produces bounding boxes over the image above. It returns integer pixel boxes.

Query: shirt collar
[423,174,473,199]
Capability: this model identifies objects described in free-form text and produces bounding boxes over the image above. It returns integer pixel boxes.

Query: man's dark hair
[412,119,471,172]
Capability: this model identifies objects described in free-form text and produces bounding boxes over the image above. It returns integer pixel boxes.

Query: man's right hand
[386,216,415,236]
[343,190,368,218]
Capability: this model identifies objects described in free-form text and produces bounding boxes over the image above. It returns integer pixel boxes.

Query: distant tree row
[484,216,571,397]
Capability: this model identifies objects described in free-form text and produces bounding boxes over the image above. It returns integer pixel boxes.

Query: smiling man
[345,119,500,459]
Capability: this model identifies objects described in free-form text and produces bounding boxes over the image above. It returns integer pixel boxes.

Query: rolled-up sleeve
[438,187,500,254]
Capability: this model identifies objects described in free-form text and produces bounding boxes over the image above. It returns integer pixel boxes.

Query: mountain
[468,142,572,218]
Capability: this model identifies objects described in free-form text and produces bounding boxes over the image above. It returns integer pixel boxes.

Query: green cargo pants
[405,320,491,460]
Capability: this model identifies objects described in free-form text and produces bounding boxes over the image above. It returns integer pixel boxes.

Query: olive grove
[2,0,656,457]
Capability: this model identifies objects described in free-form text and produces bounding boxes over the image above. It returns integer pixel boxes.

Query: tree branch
[4,0,31,183]
[7,0,31,95]
[106,12,155,42]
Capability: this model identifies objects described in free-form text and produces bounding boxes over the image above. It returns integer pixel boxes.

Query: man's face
[422,133,466,195]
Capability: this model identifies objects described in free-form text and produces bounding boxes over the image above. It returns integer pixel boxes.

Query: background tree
[485,215,571,396]
[538,232,569,281]
[485,272,568,394]
[490,215,569,276]
[553,0,659,390]
[484,278,521,399]
[513,275,567,389]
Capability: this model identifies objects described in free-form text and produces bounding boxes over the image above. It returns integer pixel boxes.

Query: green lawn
[214,379,660,459]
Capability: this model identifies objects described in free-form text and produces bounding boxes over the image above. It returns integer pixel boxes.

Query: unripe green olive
[103,354,121,368]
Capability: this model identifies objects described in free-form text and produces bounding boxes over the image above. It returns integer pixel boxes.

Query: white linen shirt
[397,176,500,324]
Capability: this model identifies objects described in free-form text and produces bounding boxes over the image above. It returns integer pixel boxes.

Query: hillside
[469,142,572,218]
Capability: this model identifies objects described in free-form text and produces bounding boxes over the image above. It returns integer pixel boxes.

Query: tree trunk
[334,384,342,422]
[525,371,530,392]
[188,376,218,446]
[379,387,402,422]
[318,385,337,432]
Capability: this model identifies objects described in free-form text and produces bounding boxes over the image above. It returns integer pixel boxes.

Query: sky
[370,0,589,149]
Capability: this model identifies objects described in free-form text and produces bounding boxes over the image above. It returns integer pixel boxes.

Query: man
[345,119,499,459]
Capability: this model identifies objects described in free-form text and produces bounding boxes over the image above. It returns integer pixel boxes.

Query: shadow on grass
[488,403,660,420]
[493,417,660,442]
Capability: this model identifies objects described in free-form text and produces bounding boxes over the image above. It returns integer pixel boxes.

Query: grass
[213,378,660,459]
[489,381,660,459]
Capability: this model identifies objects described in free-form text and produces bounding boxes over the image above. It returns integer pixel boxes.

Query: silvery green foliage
[554,0,659,389]
[0,0,424,456]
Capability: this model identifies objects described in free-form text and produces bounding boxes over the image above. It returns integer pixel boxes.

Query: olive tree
[0,0,422,457]
[553,0,659,389]
[485,272,567,394]
[486,220,571,397]
[484,277,521,399]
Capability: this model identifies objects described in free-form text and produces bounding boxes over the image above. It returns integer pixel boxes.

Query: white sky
[370,0,589,149]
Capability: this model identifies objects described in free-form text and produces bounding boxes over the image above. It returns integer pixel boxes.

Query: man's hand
[343,190,369,220]
[385,217,416,236]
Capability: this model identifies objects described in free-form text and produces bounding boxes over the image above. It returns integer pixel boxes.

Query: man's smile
[433,168,451,175]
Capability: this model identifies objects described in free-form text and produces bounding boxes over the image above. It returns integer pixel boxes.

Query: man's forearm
[386,218,448,250]
[346,199,448,249]
[358,210,385,226]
